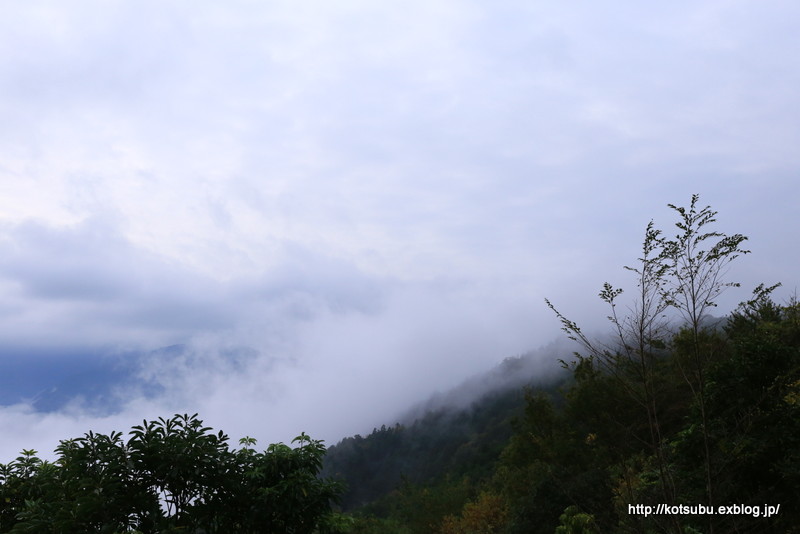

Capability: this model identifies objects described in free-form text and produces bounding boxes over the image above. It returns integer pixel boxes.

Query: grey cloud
[0,219,140,301]
[0,217,388,351]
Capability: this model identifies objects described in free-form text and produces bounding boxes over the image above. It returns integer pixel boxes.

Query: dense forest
[325,196,799,533]
[1,196,797,533]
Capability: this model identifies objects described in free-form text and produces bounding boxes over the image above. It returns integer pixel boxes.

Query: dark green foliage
[491,298,798,533]
[322,380,572,534]
[672,296,800,533]
[336,196,798,533]
[338,300,798,532]
[554,506,600,534]
[381,476,473,533]
[323,386,536,512]
[524,196,797,533]
[0,414,343,534]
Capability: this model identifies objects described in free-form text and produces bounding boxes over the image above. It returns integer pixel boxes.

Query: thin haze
[0,1,798,458]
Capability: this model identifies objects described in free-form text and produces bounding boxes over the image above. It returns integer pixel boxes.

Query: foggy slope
[397,337,573,422]
[322,339,573,510]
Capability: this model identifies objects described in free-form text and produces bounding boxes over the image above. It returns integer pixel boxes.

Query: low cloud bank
[0,224,553,459]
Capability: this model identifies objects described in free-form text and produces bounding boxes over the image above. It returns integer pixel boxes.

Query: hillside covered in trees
[324,196,799,533]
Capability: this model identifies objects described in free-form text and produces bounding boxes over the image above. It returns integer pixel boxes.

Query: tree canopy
[0,413,343,534]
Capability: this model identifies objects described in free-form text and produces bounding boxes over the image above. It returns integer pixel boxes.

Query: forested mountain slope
[322,347,570,511]
[324,196,800,534]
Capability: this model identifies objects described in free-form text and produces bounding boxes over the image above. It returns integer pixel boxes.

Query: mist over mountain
[397,337,573,423]
[322,338,573,511]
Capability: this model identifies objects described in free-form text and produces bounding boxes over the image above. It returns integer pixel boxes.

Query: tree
[660,195,750,529]
[554,506,599,534]
[127,413,233,531]
[439,491,507,534]
[0,414,343,534]
[545,195,750,534]
[545,219,681,524]
[496,391,614,534]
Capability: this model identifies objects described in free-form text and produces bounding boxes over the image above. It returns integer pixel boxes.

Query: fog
[1,1,799,459]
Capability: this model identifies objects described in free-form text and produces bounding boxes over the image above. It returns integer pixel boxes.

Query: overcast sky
[1,1,799,459]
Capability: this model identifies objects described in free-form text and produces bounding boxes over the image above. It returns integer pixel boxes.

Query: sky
[0,1,799,459]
